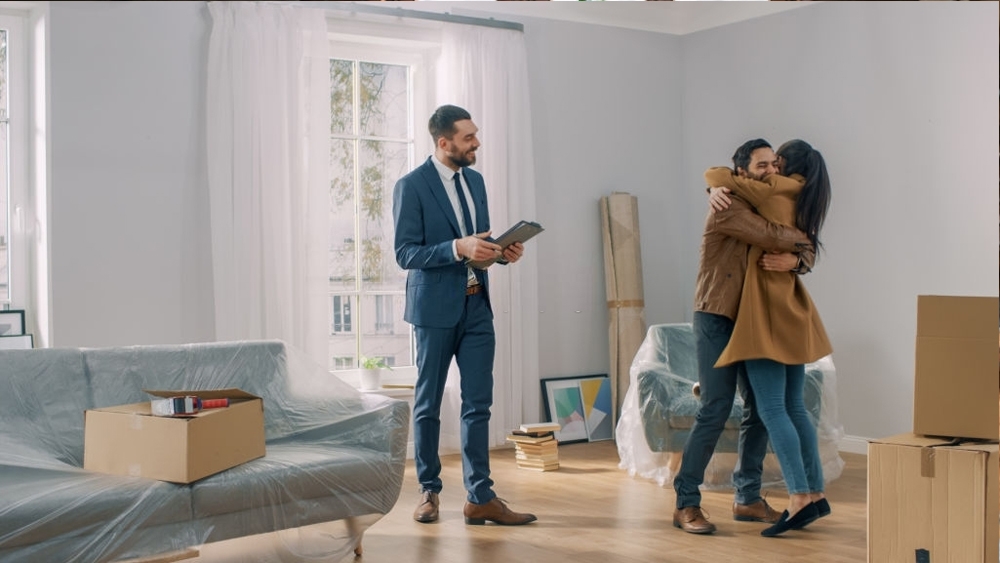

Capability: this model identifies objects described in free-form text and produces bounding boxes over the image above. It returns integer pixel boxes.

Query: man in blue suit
[393,105,536,526]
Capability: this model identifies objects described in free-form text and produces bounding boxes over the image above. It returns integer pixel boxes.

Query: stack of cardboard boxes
[868,295,999,563]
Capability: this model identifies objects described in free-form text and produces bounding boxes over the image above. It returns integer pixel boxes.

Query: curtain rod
[281,2,524,33]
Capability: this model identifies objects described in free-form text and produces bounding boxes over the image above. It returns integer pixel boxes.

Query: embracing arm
[704,167,773,209]
[712,196,814,257]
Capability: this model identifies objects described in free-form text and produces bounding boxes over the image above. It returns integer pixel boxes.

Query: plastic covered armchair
[616,323,844,489]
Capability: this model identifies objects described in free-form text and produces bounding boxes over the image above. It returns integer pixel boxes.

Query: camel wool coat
[703,167,832,367]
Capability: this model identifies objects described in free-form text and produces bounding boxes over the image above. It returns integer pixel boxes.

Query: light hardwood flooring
[186,442,867,563]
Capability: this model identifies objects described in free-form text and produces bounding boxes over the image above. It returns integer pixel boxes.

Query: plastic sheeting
[616,323,844,490]
[0,341,409,563]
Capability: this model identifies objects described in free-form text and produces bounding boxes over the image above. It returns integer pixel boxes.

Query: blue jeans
[674,312,770,509]
[744,359,824,495]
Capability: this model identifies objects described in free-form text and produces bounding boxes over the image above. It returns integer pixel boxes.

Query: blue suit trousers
[412,290,496,504]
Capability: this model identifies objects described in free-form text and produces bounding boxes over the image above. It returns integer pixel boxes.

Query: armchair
[616,323,844,489]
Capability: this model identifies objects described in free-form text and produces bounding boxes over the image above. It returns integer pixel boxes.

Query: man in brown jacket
[672,138,815,534]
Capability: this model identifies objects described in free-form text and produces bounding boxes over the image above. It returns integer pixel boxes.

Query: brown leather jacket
[694,195,815,321]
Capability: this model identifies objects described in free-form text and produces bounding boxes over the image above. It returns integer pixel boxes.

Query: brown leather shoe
[413,491,439,523]
[463,498,537,526]
[673,506,716,534]
[733,498,780,524]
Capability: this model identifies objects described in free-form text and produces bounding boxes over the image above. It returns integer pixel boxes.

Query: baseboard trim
[838,434,870,455]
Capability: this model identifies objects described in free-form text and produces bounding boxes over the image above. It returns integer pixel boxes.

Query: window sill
[337,365,417,392]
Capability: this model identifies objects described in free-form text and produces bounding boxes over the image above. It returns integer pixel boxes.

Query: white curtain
[436,25,540,452]
[206,2,330,367]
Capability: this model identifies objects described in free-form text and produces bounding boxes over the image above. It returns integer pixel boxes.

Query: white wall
[48,1,213,346]
[38,2,997,441]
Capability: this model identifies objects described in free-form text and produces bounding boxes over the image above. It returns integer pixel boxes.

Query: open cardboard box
[84,388,265,483]
[912,295,999,440]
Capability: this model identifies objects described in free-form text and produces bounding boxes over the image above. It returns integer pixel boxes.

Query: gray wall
[679,2,998,441]
[48,1,213,347]
[40,2,997,442]
[519,19,686,380]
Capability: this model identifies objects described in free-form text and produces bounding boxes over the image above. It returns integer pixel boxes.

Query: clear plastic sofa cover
[0,340,409,563]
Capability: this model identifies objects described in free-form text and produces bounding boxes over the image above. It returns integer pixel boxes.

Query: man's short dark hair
[731,138,772,172]
[428,105,472,142]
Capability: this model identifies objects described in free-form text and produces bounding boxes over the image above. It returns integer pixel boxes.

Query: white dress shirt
[431,155,480,285]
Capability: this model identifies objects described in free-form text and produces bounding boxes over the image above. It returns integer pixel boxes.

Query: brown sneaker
[463,498,537,526]
[673,506,716,534]
[733,498,780,524]
[413,491,439,523]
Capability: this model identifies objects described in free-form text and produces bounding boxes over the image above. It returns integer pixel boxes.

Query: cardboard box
[84,389,265,483]
[868,434,999,563]
[912,295,999,440]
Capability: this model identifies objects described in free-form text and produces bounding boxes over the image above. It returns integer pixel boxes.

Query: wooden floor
[189,442,868,563]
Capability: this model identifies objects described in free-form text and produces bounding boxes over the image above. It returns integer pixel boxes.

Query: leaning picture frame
[0,334,33,350]
[0,309,26,336]
[540,374,614,444]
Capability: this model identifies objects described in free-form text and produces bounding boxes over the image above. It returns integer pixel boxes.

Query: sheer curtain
[206,2,330,367]
[436,25,540,452]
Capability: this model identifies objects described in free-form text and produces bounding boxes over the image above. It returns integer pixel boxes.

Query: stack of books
[506,422,560,472]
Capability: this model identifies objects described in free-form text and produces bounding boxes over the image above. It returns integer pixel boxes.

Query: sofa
[616,323,844,489]
[0,340,409,563]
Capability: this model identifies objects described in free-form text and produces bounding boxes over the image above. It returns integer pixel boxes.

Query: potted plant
[359,356,390,390]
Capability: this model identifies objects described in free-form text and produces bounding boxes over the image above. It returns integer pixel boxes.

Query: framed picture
[541,374,614,444]
[0,309,26,336]
[0,334,33,350]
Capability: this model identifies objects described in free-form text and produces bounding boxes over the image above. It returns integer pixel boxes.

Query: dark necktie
[454,171,481,287]
[454,171,474,236]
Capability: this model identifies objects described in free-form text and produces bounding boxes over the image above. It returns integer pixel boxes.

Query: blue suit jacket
[393,157,493,328]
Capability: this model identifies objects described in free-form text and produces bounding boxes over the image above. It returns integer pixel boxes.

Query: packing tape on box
[920,447,935,478]
[129,413,144,431]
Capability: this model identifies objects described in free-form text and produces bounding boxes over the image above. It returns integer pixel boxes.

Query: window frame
[0,11,29,313]
[326,20,439,386]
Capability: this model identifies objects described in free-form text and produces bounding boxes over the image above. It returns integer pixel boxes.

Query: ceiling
[400,1,816,36]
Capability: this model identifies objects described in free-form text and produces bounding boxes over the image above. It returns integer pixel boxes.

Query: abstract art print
[541,374,613,443]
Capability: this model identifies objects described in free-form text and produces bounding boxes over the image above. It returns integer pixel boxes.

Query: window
[374,294,394,334]
[0,13,27,311]
[332,356,354,370]
[330,295,352,334]
[1,25,11,304]
[326,31,435,373]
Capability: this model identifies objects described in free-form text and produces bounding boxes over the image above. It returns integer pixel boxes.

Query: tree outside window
[328,58,413,371]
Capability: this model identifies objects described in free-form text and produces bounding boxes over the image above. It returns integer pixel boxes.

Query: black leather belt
[466,285,482,296]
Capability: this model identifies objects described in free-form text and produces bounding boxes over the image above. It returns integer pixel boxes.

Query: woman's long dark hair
[777,139,831,252]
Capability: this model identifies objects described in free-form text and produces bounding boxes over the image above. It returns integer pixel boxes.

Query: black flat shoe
[790,498,830,530]
[761,504,820,537]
